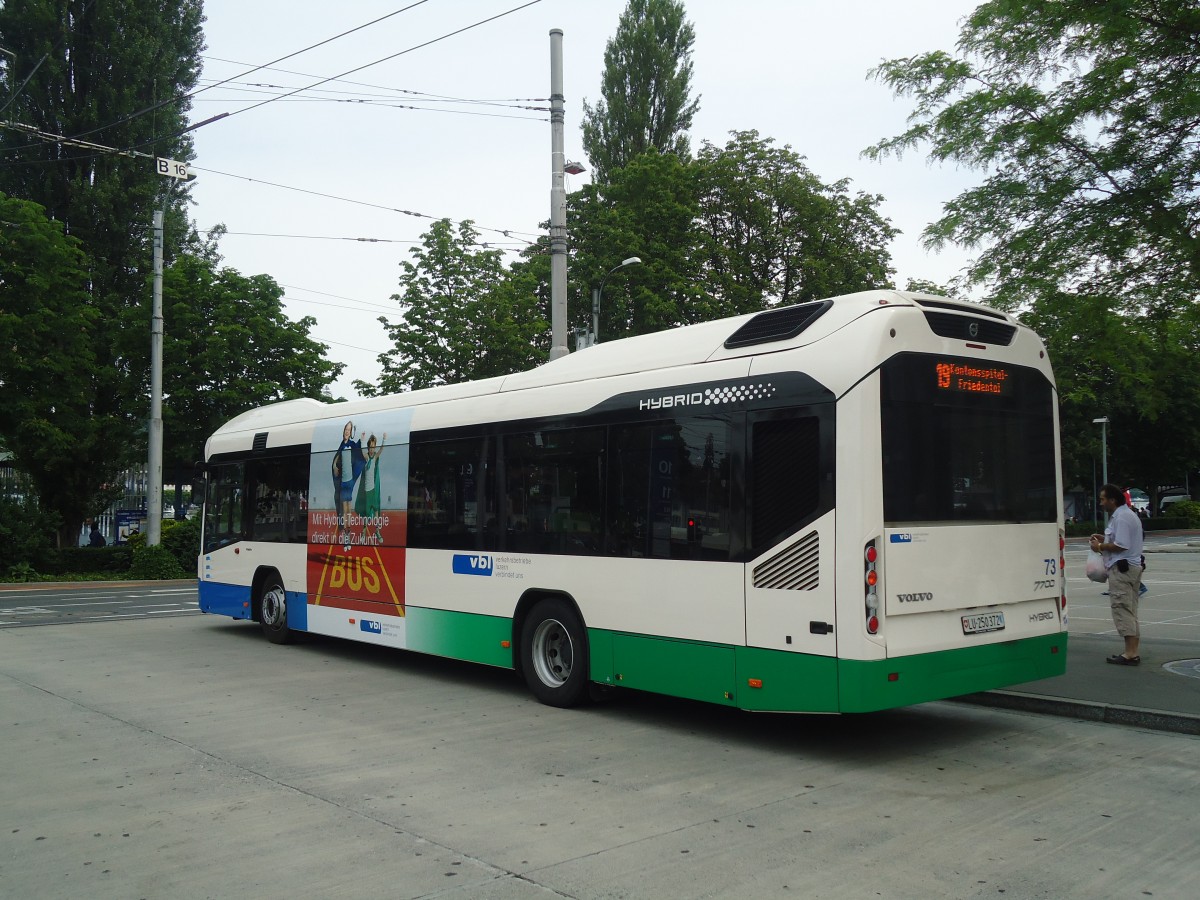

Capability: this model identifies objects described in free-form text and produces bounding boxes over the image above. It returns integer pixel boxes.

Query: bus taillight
[865,540,880,634]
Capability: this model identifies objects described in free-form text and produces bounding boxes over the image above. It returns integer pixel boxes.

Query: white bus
[199,290,1067,713]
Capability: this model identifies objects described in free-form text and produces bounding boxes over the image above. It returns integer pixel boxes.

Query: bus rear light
[864,539,880,634]
[887,672,899,682]
[748,678,764,689]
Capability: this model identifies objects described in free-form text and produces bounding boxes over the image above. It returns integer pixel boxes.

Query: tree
[161,241,344,480]
[0,193,120,547]
[581,0,700,184]
[696,131,896,316]
[357,220,547,394]
[867,1,1200,492]
[0,0,205,543]
[566,150,705,341]
[866,0,1200,313]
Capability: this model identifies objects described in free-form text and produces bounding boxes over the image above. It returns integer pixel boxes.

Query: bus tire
[520,598,589,708]
[259,574,293,645]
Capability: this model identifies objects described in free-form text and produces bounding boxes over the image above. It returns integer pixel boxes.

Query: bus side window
[408,436,495,550]
[749,415,821,556]
[502,428,603,556]
[608,417,733,561]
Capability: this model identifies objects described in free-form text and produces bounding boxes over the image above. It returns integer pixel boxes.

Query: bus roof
[206,290,1032,456]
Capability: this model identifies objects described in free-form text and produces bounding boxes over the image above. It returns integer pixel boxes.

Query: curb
[955,690,1200,736]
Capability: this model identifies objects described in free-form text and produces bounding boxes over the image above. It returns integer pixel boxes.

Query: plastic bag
[1085,549,1108,583]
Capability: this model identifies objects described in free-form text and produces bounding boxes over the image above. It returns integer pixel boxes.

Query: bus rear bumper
[837,632,1068,713]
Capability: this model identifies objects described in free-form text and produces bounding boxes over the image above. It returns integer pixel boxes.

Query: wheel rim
[531,617,574,687]
[262,586,286,628]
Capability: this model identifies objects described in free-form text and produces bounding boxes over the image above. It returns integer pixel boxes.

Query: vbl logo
[360,619,382,634]
[452,554,494,576]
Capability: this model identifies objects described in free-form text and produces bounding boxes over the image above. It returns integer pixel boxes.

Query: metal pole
[548,28,569,361]
[591,287,600,345]
[1100,419,1109,527]
[148,210,164,545]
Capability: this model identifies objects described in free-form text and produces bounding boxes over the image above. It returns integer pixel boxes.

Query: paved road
[0,582,199,628]
[2,613,1198,899]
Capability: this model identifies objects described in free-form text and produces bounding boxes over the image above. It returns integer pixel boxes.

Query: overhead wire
[0,0,435,152]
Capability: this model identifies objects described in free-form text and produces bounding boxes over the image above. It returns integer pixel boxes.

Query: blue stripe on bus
[198,581,252,619]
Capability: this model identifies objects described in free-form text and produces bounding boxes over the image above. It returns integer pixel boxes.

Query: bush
[128,543,188,580]
[161,517,201,575]
[42,546,134,576]
[1165,500,1200,528]
[0,496,60,574]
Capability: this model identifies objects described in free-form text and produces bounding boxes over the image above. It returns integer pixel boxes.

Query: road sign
[156,157,190,180]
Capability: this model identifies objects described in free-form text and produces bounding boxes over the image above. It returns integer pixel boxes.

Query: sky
[191,0,983,399]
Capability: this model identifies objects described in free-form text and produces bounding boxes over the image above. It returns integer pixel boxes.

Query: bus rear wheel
[521,598,589,708]
[259,575,293,644]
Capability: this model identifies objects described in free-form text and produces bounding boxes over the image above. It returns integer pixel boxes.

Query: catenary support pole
[147,210,164,546]
[548,28,569,361]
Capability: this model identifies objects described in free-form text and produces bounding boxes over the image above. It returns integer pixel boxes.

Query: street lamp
[591,257,642,346]
[1093,416,1109,524]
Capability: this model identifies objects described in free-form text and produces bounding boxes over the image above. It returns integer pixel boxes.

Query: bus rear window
[880,354,1057,524]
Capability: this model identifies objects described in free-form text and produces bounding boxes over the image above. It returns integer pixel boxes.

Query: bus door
[743,408,837,659]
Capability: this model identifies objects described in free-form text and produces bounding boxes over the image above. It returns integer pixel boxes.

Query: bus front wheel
[259,575,293,644]
[520,598,589,708]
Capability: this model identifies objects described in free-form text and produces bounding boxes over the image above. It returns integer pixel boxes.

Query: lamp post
[591,257,642,346]
[1093,416,1109,524]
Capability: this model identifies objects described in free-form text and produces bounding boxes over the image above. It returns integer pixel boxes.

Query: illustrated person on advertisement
[331,421,365,549]
[355,432,386,544]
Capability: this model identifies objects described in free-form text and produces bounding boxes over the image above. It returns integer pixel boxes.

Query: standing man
[1091,484,1145,665]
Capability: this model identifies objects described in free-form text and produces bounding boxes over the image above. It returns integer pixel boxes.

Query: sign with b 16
[156,157,190,180]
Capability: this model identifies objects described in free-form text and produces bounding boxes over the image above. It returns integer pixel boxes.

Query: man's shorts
[1108,563,1143,637]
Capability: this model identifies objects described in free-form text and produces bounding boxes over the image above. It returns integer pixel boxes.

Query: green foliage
[5,562,38,583]
[867,0,1200,500]
[128,543,187,580]
[866,0,1200,314]
[0,1,205,547]
[581,0,700,184]
[566,150,705,341]
[161,245,342,471]
[43,546,134,577]
[0,492,61,574]
[357,220,546,394]
[1167,501,1200,528]
[696,132,896,315]
[160,516,201,575]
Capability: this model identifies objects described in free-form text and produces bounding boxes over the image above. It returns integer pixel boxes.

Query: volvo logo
[968,321,980,338]
[897,592,933,603]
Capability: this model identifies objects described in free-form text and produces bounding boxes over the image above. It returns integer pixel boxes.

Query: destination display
[935,361,1012,396]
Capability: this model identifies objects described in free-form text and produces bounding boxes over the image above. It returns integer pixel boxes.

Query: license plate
[962,612,1005,635]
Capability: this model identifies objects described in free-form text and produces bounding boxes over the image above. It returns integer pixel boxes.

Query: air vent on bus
[752,530,819,590]
[253,432,269,451]
[913,297,1009,321]
[724,300,832,350]
[922,311,1016,346]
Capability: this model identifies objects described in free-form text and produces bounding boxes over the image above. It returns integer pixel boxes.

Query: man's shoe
[1106,654,1140,666]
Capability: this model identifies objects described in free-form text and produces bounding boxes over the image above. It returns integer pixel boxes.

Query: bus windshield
[880,354,1057,524]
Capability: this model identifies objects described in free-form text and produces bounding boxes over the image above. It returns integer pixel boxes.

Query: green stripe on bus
[406,607,514,668]
[837,633,1068,713]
